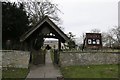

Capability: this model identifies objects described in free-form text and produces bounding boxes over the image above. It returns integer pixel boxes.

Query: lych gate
[20,16,69,64]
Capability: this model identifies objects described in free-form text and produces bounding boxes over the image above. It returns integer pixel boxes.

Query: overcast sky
[7,0,119,42]
[52,0,119,38]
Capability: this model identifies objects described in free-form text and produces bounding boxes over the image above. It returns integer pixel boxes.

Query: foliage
[60,64,118,78]
[2,2,29,49]
[67,32,76,49]
[2,2,29,39]
[67,40,76,49]
[2,1,63,50]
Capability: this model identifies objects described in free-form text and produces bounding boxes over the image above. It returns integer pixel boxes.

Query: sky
[6,0,120,42]
[51,0,119,38]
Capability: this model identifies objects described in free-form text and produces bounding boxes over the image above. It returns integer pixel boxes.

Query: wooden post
[58,39,61,51]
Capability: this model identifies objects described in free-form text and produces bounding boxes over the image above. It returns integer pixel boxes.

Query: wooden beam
[58,39,61,51]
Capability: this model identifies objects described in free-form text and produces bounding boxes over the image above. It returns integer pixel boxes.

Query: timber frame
[20,16,69,50]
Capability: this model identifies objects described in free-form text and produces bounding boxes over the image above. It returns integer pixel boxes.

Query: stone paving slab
[26,50,62,80]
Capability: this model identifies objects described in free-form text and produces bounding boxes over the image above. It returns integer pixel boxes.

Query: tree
[107,26,120,48]
[81,33,86,51]
[2,2,29,49]
[21,0,62,26]
[90,28,101,33]
[67,32,75,40]
[21,0,63,50]
[101,32,114,48]
[111,26,120,46]
[101,26,120,49]
[67,32,76,49]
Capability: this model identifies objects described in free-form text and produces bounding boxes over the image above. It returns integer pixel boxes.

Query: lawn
[63,49,120,53]
[2,67,29,80]
[60,64,119,78]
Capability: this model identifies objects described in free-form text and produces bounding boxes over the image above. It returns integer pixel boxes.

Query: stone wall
[1,50,30,68]
[60,52,120,67]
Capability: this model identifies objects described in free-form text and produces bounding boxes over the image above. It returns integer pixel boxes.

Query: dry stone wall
[60,52,120,66]
[1,50,30,68]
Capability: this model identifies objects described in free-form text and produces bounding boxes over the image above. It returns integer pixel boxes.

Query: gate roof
[20,16,69,43]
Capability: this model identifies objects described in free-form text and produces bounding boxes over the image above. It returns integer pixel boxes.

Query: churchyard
[2,49,120,79]
[2,1,120,80]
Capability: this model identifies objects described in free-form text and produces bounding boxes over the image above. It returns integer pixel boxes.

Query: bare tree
[111,26,120,45]
[102,26,120,48]
[21,0,62,26]
[4,0,63,28]
[102,32,114,48]
[90,28,101,33]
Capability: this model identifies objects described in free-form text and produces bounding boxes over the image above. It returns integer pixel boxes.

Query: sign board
[85,33,102,49]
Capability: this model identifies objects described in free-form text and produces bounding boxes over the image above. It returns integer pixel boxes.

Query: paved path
[26,50,62,80]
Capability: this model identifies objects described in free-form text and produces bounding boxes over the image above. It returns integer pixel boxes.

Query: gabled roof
[20,16,69,42]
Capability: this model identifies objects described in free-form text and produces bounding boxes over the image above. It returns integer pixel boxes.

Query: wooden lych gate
[20,16,69,65]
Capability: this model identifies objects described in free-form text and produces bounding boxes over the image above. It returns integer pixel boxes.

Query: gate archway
[20,16,69,64]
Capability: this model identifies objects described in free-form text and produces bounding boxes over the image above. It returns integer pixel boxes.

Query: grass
[2,67,29,80]
[60,64,119,78]
[62,49,120,53]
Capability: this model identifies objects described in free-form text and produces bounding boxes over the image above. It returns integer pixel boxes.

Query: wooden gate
[31,50,45,65]
[53,49,60,65]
